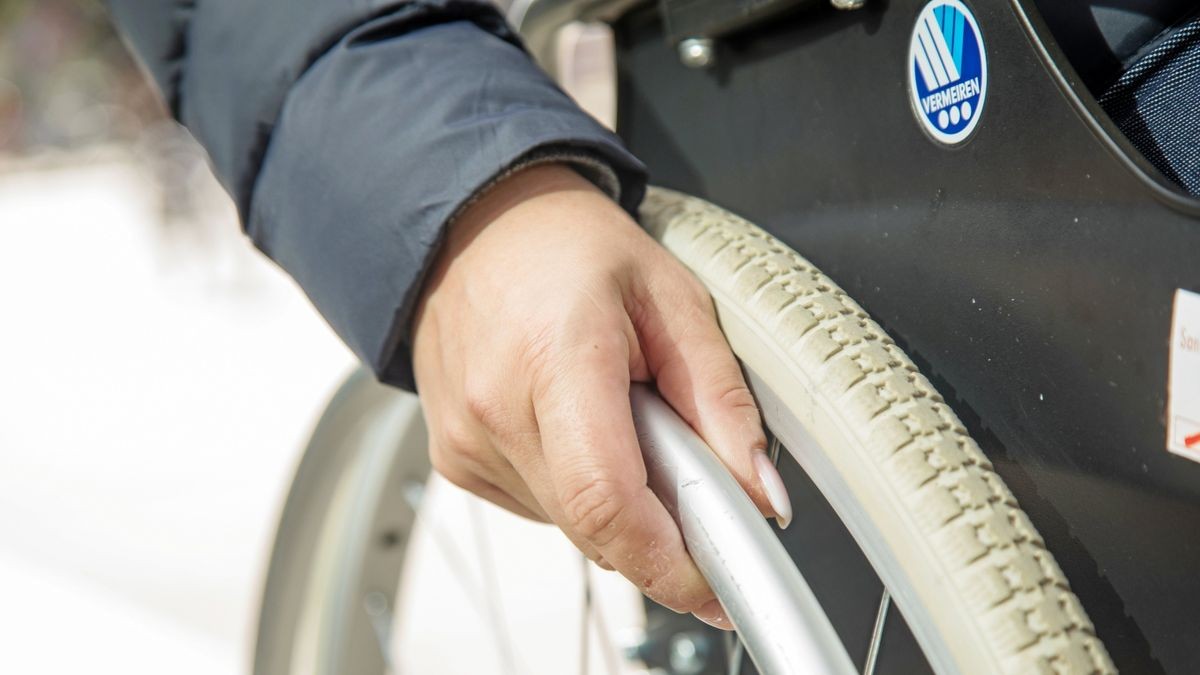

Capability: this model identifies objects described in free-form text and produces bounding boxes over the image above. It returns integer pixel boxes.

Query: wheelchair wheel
[640,188,1115,675]
[253,189,1115,675]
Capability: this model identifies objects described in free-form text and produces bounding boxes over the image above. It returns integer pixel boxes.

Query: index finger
[531,333,718,616]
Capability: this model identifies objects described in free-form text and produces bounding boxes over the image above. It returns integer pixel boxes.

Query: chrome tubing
[630,384,857,675]
[508,0,645,76]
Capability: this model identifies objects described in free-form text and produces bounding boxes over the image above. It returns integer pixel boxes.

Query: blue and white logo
[908,0,987,145]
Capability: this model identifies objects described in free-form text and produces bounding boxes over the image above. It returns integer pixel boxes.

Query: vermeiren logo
[907,0,987,145]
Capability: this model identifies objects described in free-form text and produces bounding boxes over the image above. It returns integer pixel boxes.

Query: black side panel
[616,2,1200,672]
[660,0,819,43]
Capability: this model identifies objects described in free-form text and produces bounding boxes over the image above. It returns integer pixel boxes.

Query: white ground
[0,153,355,673]
[395,474,647,675]
[0,152,648,674]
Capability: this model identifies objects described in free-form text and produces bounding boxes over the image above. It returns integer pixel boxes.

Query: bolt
[402,480,424,510]
[831,0,866,8]
[668,632,710,675]
[677,38,715,69]
[363,590,390,617]
[618,627,650,663]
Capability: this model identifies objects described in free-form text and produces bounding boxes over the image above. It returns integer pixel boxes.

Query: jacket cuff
[248,21,647,391]
[449,146,623,225]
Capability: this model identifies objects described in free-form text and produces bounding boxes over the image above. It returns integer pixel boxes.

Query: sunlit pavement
[395,474,648,675]
[0,150,655,675]
[0,153,356,673]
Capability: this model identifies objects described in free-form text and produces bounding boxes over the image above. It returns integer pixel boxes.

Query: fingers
[430,450,550,522]
[424,400,552,523]
[633,271,793,529]
[528,332,719,615]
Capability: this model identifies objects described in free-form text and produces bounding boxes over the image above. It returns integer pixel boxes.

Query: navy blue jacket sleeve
[104,0,647,390]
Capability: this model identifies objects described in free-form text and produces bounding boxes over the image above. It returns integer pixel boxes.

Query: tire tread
[641,188,1116,675]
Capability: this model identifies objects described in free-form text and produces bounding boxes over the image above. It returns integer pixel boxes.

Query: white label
[1168,289,1200,461]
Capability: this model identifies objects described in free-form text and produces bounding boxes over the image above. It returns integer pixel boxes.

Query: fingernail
[754,452,793,529]
[693,599,733,631]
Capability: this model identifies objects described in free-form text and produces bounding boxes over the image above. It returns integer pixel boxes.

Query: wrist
[413,163,608,336]
[452,164,600,244]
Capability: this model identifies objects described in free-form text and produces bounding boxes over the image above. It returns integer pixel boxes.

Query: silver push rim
[253,366,941,675]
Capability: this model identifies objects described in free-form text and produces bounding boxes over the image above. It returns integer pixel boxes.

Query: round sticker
[908,0,987,145]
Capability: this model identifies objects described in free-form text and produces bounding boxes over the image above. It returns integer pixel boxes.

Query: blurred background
[0,0,357,671]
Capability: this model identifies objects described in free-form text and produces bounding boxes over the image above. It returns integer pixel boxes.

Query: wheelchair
[254,1,1200,672]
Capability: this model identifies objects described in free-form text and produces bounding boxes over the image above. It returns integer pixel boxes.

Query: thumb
[632,272,793,529]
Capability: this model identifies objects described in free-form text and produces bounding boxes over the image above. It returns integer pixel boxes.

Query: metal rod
[630,384,857,675]
[469,500,518,675]
[726,633,745,675]
[863,590,891,675]
[581,554,591,675]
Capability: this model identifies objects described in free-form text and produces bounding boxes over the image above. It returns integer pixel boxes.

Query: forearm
[105,1,647,389]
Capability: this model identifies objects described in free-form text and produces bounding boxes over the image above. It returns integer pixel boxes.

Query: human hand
[411,164,792,628]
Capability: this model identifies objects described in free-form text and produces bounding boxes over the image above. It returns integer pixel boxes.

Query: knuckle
[427,430,451,467]
[529,332,628,402]
[584,328,631,359]
[430,451,481,493]
[440,417,478,457]
[462,377,501,427]
[516,320,557,367]
[548,310,625,355]
[560,477,631,547]
[428,440,459,480]
[715,380,758,414]
[430,421,490,480]
[520,326,566,398]
[656,266,711,309]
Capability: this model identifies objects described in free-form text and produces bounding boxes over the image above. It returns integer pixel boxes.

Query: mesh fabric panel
[1100,16,1200,196]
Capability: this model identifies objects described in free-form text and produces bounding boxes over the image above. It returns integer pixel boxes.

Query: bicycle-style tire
[640,187,1116,675]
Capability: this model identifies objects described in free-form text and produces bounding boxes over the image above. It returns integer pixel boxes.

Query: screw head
[363,590,390,617]
[402,480,424,510]
[618,627,651,663]
[677,38,716,69]
[668,632,710,674]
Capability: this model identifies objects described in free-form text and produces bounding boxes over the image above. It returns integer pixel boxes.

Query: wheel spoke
[862,589,891,675]
[402,479,425,511]
[468,499,519,675]
[362,590,397,674]
[580,555,591,675]
[424,512,488,613]
[725,632,746,675]
[416,489,533,673]
[586,564,620,675]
